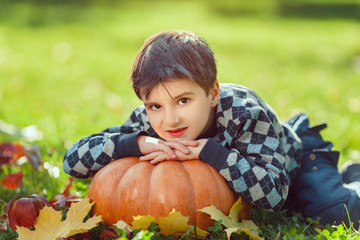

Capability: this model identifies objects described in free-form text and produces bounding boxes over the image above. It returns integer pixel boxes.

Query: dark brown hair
[130,31,217,99]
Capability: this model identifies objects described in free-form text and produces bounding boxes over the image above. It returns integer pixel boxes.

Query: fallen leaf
[131,215,157,231]
[0,142,41,170]
[0,143,25,166]
[199,197,262,239]
[114,220,131,230]
[99,229,118,238]
[16,197,102,240]
[50,197,81,208]
[62,232,93,240]
[114,220,132,237]
[1,172,23,189]
[131,209,208,237]
[5,194,50,230]
[225,221,262,240]
[158,209,207,237]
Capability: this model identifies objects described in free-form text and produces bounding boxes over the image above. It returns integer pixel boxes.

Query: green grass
[0,0,360,238]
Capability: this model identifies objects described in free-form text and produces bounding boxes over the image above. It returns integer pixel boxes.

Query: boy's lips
[166,127,188,137]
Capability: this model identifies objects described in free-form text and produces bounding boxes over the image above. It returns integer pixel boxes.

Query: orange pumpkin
[88,157,251,230]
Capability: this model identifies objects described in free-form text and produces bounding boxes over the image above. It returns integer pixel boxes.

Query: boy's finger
[167,139,199,147]
[150,158,164,164]
[158,142,186,159]
[150,153,170,164]
[162,141,191,155]
[139,155,152,161]
[178,139,199,147]
[173,149,196,161]
[140,151,160,161]
[140,151,171,162]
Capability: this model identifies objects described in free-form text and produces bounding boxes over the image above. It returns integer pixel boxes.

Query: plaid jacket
[63,83,302,211]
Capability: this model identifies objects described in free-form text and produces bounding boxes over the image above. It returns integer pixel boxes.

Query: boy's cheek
[147,114,161,131]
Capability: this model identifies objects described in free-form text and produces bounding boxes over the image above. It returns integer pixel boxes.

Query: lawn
[0,0,360,239]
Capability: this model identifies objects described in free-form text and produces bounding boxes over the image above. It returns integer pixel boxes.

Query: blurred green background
[1,0,360,181]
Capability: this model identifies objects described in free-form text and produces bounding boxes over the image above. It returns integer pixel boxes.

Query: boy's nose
[164,109,180,127]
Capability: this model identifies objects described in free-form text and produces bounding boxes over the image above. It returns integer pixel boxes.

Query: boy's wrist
[195,138,208,158]
[137,135,159,155]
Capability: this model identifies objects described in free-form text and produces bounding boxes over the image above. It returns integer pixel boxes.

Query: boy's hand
[139,138,208,164]
[137,135,198,161]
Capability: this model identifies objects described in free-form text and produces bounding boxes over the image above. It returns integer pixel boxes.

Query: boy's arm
[63,107,147,178]
[63,127,145,178]
[199,108,289,212]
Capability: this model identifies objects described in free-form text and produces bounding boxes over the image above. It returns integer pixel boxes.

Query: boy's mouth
[166,127,187,137]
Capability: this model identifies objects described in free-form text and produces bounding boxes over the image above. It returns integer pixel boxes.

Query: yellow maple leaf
[131,215,157,231]
[130,209,208,238]
[199,197,263,240]
[16,198,102,240]
[158,209,207,237]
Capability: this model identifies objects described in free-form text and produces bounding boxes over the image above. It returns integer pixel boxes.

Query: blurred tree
[0,0,123,26]
[206,0,360,20]
[279,0,360,20]
[207,0,279,17]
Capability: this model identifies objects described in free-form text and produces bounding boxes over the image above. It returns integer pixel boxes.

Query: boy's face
[142,78,220,141]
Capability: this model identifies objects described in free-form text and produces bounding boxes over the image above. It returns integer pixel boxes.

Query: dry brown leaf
[114,220,130,230]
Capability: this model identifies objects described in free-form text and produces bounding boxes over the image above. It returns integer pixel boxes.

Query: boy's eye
[178,98,189,105]
[150,104,161,110]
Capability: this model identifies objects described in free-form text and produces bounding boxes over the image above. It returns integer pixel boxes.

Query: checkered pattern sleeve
[200,106,289,211]
[63,106,149,178]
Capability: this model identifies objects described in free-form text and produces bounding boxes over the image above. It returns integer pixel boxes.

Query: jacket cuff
[114,131,147,158]
[199,138,231,171]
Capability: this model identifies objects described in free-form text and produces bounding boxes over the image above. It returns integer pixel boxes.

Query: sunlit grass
[0,0,359,173]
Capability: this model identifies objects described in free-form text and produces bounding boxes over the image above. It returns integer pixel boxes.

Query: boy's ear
[210,81,220,107]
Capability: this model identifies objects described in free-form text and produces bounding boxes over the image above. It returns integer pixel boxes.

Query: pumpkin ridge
[109,162,129,222]
[147,161,155,220]
[203,162,221,205]
[113,159,145,223]
[180,161,197,225]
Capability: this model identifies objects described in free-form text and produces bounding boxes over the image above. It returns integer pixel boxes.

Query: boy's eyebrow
[172,91,195,99]
[143,91,195,107]
[143,101,156,107]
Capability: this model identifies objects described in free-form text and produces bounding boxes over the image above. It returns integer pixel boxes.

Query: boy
[63,30,360,226]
